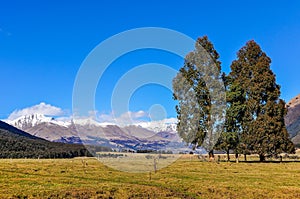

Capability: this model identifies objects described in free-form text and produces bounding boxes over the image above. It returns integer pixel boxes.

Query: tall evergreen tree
[228,40,295,161]
[173,36,224,157]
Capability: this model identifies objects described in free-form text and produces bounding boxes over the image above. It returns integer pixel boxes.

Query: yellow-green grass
[0,155,299,199]
[96,152,180,172]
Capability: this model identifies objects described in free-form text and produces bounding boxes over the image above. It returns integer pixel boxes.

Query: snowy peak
[6,113,69,130]
[4,113,182,151]
[7,114,51,130]
[6,113,178,133]
[135,118,177,133]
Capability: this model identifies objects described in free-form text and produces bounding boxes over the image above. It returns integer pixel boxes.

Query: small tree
[215,131,238,161]
[214,74,241,161]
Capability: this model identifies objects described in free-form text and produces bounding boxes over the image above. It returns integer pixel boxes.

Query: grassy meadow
[0,152,300,199]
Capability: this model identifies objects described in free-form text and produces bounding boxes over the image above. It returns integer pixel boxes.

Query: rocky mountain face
[285,94,300,146]
[5,114,182,151]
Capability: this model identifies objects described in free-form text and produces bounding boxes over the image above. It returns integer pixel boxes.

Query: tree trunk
[244,154,247,162]
[259,154,265,162]
[227,150,230,162]
[235,153,239,163]
[209,150,214,161]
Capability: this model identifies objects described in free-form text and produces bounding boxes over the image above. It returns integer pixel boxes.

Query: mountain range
[4,114,182,152]
[0,120,107,158]
[4,93,300,154]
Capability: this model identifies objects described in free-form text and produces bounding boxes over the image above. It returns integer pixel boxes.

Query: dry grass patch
[0,157,299,198]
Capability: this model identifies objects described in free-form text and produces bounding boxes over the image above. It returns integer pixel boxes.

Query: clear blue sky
[1,0,300,119]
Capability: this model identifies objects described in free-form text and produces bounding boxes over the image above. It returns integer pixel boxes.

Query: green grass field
[0,153,300,199]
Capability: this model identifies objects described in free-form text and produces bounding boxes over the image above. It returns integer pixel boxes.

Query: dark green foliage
[214,73,241,160]
[173,38,295,161]
[227,40,295,161]
[0,121,111,158]
[215,131,239,161]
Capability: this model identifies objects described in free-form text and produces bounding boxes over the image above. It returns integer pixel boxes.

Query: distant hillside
[0,120,110,158]
[5,114,182,151]
[285,94,300,146]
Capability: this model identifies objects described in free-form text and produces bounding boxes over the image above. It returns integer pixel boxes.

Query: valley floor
[0,156,299,199]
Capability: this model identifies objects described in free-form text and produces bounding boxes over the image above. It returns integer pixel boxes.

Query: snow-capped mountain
[135,118,177,133]
[6,113,70,130]
[5,114,181,151]
[6,114,177,134]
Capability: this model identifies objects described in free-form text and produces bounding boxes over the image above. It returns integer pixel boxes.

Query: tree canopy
[173,38,295,161]
[228,40,295,161]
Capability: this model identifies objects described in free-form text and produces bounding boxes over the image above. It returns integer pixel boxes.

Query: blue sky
[1,1,300,120]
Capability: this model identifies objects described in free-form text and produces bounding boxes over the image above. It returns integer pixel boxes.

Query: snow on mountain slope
[6,113,70,130]
[5,113,48,129]
[135,118,177,133]
[6,114,177,134]
[4,113,181,152]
